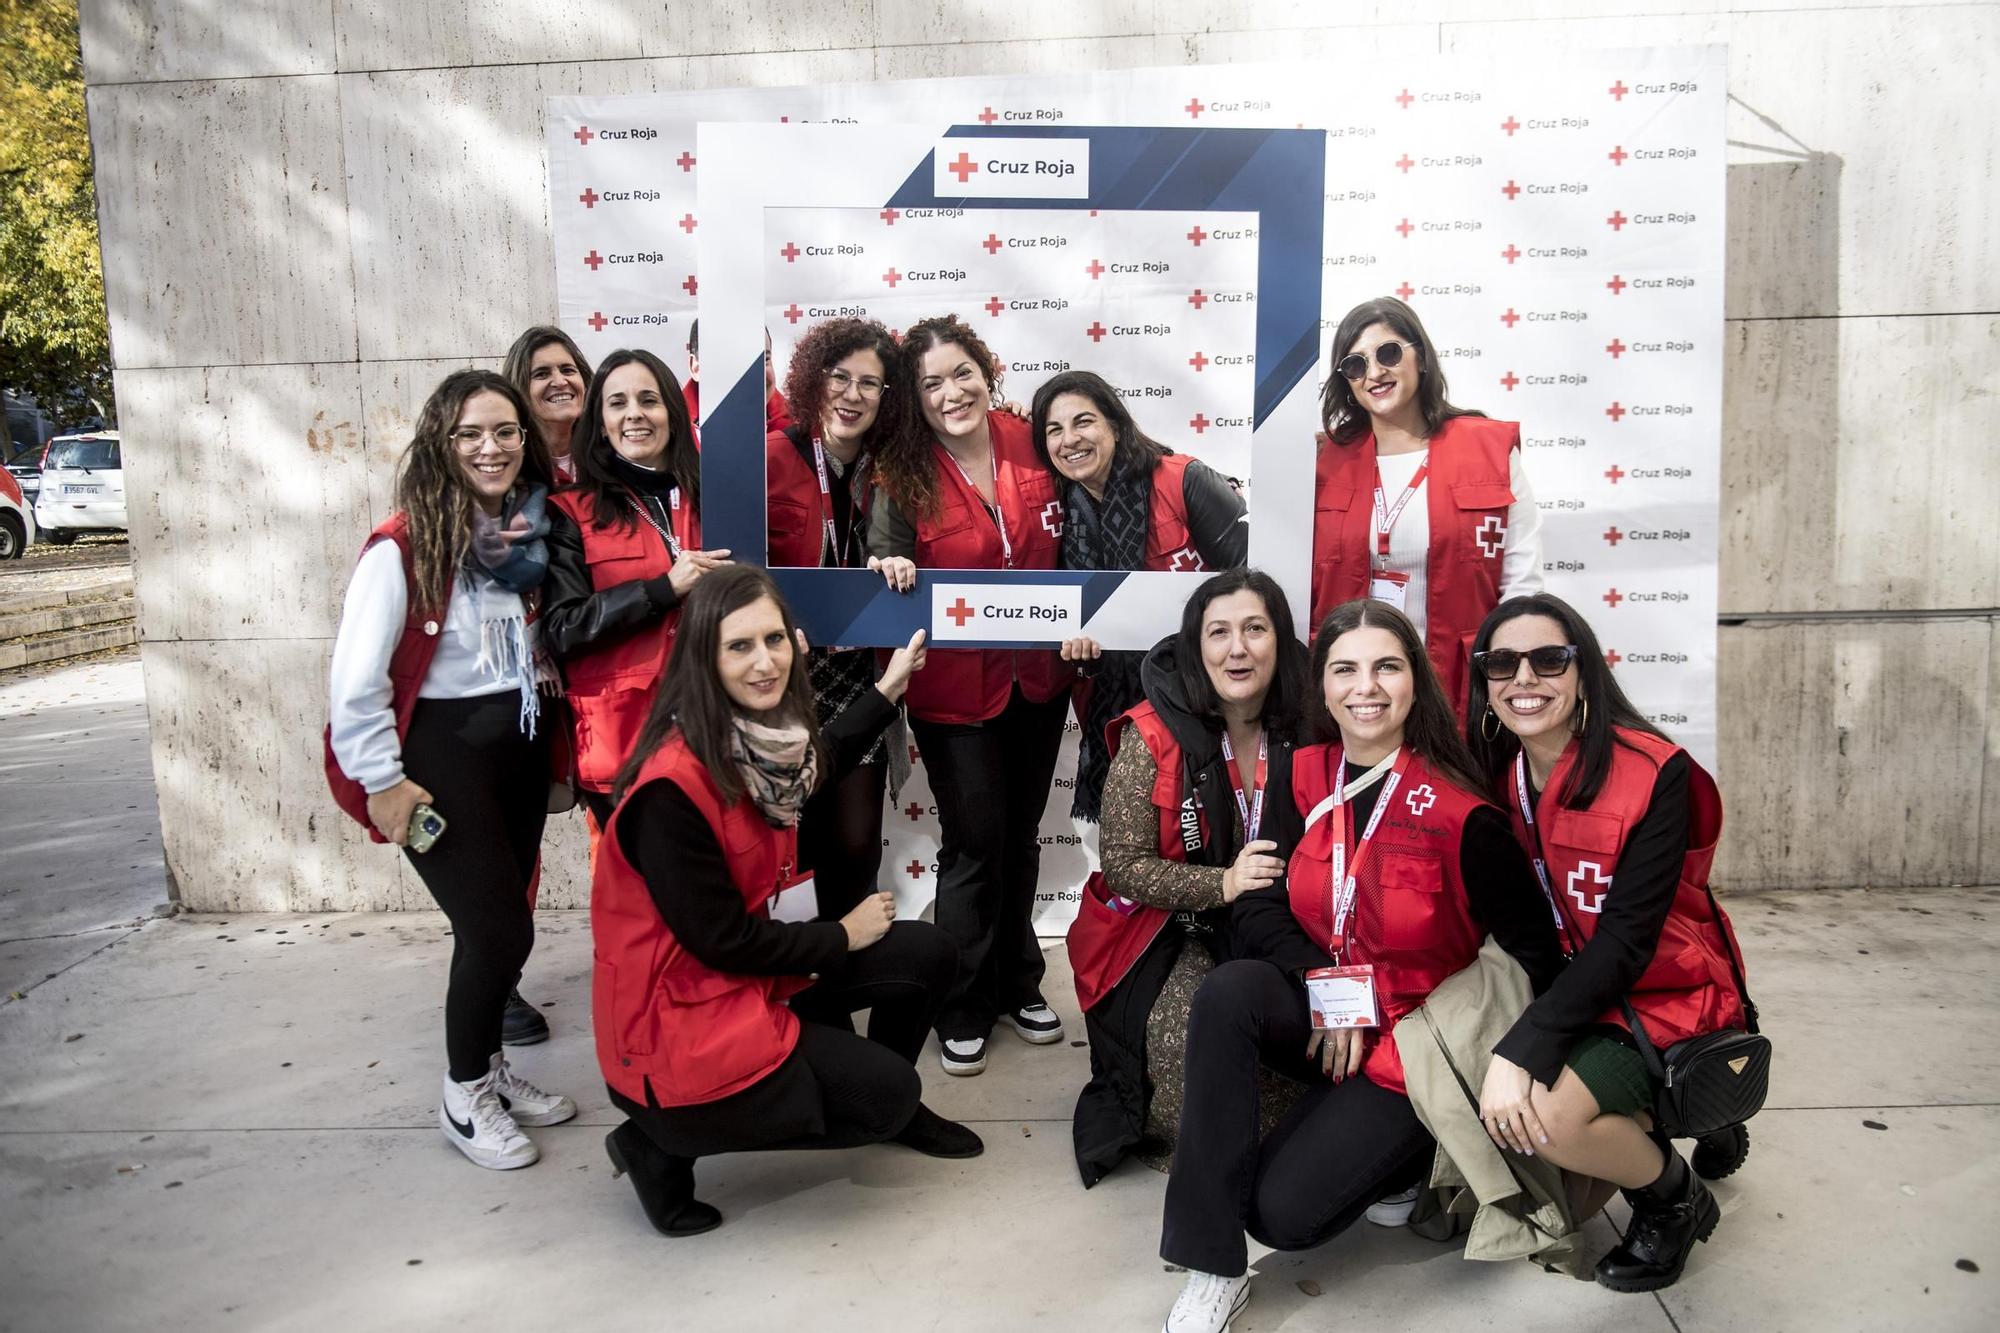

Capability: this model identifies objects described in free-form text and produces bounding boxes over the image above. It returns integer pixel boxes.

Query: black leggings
[1161,959,1435,1277]
[911,686,1069,1040]
[613,920,957,1157]
[800,756,887,921]
[399,694,550,1083]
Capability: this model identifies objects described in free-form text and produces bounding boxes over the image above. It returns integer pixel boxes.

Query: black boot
[1691,1123,1750,1181]
[890,1103,985,1159]
[605,1122,722,1237]
[501,988,550,1046]
[1595,1150,1720,1293]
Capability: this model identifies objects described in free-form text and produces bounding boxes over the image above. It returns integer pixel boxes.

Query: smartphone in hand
[407,803,448,854]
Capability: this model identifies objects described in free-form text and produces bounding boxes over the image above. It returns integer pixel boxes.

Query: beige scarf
[729,714,819,827]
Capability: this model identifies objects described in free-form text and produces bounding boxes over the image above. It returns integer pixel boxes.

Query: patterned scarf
[729,713,820,828]
[1059,460,1153,821]
[468,484,550,593]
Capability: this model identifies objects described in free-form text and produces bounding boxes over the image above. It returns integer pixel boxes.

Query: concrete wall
[80,1,1998,909]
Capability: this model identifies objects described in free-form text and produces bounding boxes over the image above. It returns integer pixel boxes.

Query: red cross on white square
[1039,501,1064,538]
[1405,784,1436,816]
[1167,548,1204,573]
[1475,516,1506,559]
[1567,862,1612,913]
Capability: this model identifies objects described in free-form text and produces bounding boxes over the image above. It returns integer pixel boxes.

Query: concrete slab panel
[1714,619,1989,890]
[79,0,336,85]
[116,364,371,642]
[1180,23,1442,66]
[355,357,492,529]
[1720,315,2000,615]
[876,0,1155,49]
[872,35,1179,83]
[87,77,358,368]
[1985,620,2000,886]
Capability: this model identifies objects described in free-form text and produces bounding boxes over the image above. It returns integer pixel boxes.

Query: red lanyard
[1218,728,1268,842]
[1328,748,1409,959]
[1372,459,1429,568]
[946,444,1013,568]
[1513,752,1583,952]
[811,437,870,568]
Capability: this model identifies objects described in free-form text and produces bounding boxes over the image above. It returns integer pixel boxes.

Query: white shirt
[1371,446,1544,642]
[327,540,540,794]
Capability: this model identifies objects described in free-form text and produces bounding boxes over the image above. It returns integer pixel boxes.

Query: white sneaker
[940,1036,988,1076]
[489,1052,577,1127]
[1365,1184,1420,1227]
[1164,1270,1250,1333]
[439,1071,538,1170]
[1005,1003,1065,1044]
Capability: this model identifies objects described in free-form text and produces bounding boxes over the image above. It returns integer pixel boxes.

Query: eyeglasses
[1336,340,1417,382]
[1471,644,1581,681]
[826,369,888,400]
[451,424,526,453]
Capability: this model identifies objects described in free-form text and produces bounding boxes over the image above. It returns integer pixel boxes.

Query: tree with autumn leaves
[0,0,112,418]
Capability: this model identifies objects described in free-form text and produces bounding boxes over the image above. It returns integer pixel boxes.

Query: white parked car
[34,431,124,544]
[0,464,33,558]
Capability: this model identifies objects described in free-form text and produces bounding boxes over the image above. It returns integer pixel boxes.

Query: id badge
[1305,964,1380,1029]
[769,871,820,924]
[1368,569,1410,610]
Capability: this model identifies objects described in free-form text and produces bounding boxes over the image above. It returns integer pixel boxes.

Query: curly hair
[874,314,1004,522]
[395,369,553,613]
[779,317,910,456]
[1318,296,1485,446]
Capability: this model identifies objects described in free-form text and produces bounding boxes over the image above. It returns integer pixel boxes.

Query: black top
[1494,751,1692,1086]
[541,501,680,659]
[1232,760,1566,997]
[781,425,868,568]
[614,687,899,978]
[1175,457,1250,570]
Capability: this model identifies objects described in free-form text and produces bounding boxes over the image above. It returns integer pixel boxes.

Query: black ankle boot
[605,1122,722,1237]
[501,989,550,1046]
[1691,1123,1750,1181]
[890,1103,985,1159]
[1595,1150,1720,1293]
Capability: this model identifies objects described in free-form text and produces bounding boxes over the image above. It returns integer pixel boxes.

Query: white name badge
[1368,569,1410,611]
[769,874,819,924]
[1305,964,1380,1030]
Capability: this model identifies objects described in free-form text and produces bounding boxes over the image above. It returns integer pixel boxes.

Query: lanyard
[946,444,1013,568]
[1513,751,1581,950]
[632,487,685,561]
[1372,459,1430,567]
[1328,748,1407,959]
[1218,729,1268,842]
[811,437,870,568]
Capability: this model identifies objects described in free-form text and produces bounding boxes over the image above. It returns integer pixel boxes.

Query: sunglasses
[1471,644,1580,681]
[1337,340,1417,382]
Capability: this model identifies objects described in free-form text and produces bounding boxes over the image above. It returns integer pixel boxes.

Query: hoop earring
[1481,706,1502,741]
[1573,696,1589,734]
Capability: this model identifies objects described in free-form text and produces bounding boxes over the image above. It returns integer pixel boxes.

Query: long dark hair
[1465,593,1667,810]
[1172,569,1311,737]
[876,314,1004,521]
[500,325,594,414]
[1028,370,1168,482]
[1318,296,1485,445]
[779,317,911,456]
[613,565,825,805]
[570,348,700,529]
[1310,598,1484,795]
[394,369,552,613]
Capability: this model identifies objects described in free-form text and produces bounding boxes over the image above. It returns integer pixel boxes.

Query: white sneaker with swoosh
[439,1071,538,1170]
[1164,1270,1249,1333]
[489,1053,577,1127]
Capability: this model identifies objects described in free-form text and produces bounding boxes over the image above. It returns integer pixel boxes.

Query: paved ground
[1,654,1995,1331]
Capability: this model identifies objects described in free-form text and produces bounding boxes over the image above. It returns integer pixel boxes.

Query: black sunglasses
[1471,644,1581,681]
[1337,339,1416,382]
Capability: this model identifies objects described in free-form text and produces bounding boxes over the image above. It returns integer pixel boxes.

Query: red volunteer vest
[550,487,700,792]
[766,427,871,569]
[900,411,1069,724]
[1142,452,1209,573]
[592,734,812,1107]
[1511,728,1744,1046]
[1310,416,1519,715]
[1066,703,1205,1011]
[1286,745,1488,1095]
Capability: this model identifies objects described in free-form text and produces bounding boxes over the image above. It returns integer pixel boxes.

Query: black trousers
[612,920,957,1159]
[800,756,888,921]
[399,694,550,1083]
[1161,959,1435,1277]
[910,686,1069,1041]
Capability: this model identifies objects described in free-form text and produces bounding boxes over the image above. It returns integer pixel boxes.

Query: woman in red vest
[1029,370,1248,822]
[1311,296,1545,714]
[545,348,732,827]
[1156,598,1562,1333]
[502,325,592,483]
[1468,592,1751,1293]
[593,565,981,1235]
[326,369,577,1172]
[867,314,1073,1076]
[1067,569,1305,1187]
[768,317,919,922]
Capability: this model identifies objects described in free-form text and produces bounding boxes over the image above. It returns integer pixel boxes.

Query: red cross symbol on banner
[1040,500,1063,538]
[588,311,607,332]
[880,208,899,225]
[1395,217,1414,239]
[1395,88,1414,109]
[945,598,976,628]
[1603,588,1624,609]
[579,187,599,208]
[1608,145,1628,167]
[908,743,921,765]
[1605,401,1626,423]
[1606,338,1627,358]
[1500,370,1519,391]
[1501,179,1521,201]
[985,297,1005,318]
[1475,516,1506,559]
[978,106,998,124]
[1185,97,1205,119]
[1609,80,1630,101]
[1395,281,1415,300]
[1603,526,1624,546]
[676,150,695,172]
[1189,413,1210,435]
[1606,210,1628,231]
[682,275,698,296]
[906,860,926,880]
[1405,784,1437,816]
[1567,862,1612,913]
[584,250,603,271]
[1501,116,1520,136]
[679,213,697,234]
[883,268,903,288]
[780,241,800,262]
[573,125,593,146]
[1604,464,1625,484]
[1395,154,1415,174]
[1188,289,1209,309]
[783,304,804,325]
[1501,244,1521,264]
[1604,648,1623,668]
[1085,321,1107,342]
[1086,258,1105,279]
[982,233,1003,255]
[1187,224,1207,246]
[1500,308,1521,328]
[946,151,979,184]
[1189,351,1209,373]
[905,803,923,821]
[1606,274,1628,295]
[1167,548,1204,572]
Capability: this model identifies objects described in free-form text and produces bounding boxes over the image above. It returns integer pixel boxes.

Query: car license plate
[64,484,101,495]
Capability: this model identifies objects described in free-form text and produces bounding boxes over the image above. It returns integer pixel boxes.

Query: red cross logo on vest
[1404,783,1436,816]
[1040,500,1063,539]
[1167,547,1204,573]
[1475,515,1506,559]
[1567,861,1612,914]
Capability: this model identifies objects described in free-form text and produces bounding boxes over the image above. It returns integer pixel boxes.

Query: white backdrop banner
[546,51,1726,932]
